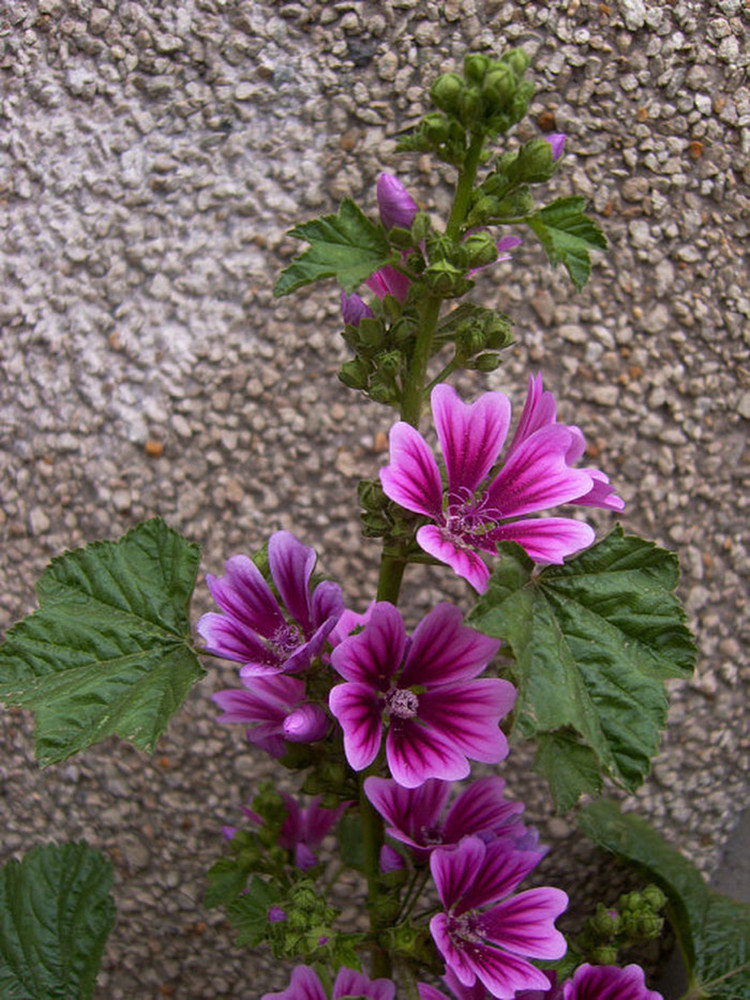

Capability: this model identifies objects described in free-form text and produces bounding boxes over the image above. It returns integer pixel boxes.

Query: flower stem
[359,765,392,978]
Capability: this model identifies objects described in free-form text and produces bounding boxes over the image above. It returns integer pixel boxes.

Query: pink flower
[198,531,344,677]
[380,374,624,593]
[262,964,395,1000]
[429,837,568,999]
[546,134,566,161]
[364,775,531,863]
[278,793,350,871]
[329,602,514,788]
[562,964,663,1000]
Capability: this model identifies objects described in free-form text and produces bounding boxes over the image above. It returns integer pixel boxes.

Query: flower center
[452,910,484,944]
[269,622,302,658]
[444,489,502,542]
[384,687,419,719]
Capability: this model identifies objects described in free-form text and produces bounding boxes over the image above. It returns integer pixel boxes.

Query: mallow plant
[0,51,748,1000]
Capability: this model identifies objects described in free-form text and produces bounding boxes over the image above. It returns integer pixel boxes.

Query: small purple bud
[341,290,374,327]
[366,265,411,302]
[546,133,566,161]
[376,173,418,231]
[380,844,406,873]
[317,935,329,946]
[222,825,238,841]
[268,905,287,923]
[282,704,328,743]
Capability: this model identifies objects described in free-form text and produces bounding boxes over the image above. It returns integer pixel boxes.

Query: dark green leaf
[0,518,204,765]
[338,812,365,873]
[226,877,279,948]
[535,733,602,814]
[204,858,250,909]
[579,801,750,998]
[468,528,696,806]
[527,195,608,289]
[0,842,115,1000]
[274,199,392,297]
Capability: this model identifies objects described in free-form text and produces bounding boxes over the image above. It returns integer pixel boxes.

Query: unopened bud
[462,232,499,268]
[458,84,482,124]
[508,80,535,124]
[282,704,328,744]
[591,903,619,938]
[642,885,667,911]
[378,350,402,376]
[430,72,464,114]
[358,317,386,350]
[635,913,664,939]
[464,52,490,84]
[410,211,431,243]
[516,137,557,183]
[339,358,371,391]
[590,945,619,965]
[425,260,469,296]
[341,291,373,328]
[426,233,454,263]
[422,112,450,143]
[483,64,516,110]
[472,353,502,372]
[501,48,530,77]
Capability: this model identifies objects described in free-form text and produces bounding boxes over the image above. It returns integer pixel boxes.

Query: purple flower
[380,375,624,593]
[268,905,287,923]
[198,531,344,677]
[429,836,568,999]
[419,969,560,1000]
[546,133,566,161]
[262,964,395,1000]
[278,793,351,871]
[562,964,663,1000]
[341,290,374,326]
[329,602,513,788]
[213,674,328,758]
[380,843,406,872]
[364,776,529,863]
[377,172,419,231]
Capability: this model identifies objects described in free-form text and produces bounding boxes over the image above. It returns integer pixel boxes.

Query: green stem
[359,765,391,978]
[446,131,486,240]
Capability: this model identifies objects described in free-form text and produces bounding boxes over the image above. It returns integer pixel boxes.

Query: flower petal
[341,290,374,326]
[459,843,545,912]
[431,384,511,498]
[312,579,345,628]
[400,603,500,686]
[386,720,470,788]
[334,966,396,1000]
[381,423,444,518]
[197,612,279,669]
[416,525,490,594]
[282,704,328,743]
[486,517,595,564]
[328,681,383,771]
[364,776,451,848]
[377,173,419,231]
[487,426,594,518]
[480,887,569,959]
[206,554,284,637]
[571,469,625,511]
[429,912,479,989]
[562,963,663,1000]
[466,942,553,1000]
[331,602,405,685]
[268,531,316,634]
[430,837,488,911]
[416,680,515,764]
[262,965,327,1000]
[442,776,524,844]
[366,265,411,302]
[505,373,557,459]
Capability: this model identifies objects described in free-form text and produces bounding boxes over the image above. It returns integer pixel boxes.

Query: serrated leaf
[204,857,250,909]
[468,528,696,806]
[535,733,602,814]
[0,842,115,1000]
[0,518,204,765]
[226,877,279,947]
[579,801,750,998]
[527,195,607,289]
[274,199,392,297]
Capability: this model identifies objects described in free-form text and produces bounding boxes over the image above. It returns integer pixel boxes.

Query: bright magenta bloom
[278,793,350,871]
[262,964,395,1000]
[429,836,568,999]
[198,531,344,676]
[562,964,663,1000]
[380,375,624,593]
[329,602,513,788]
[364,776,531,863]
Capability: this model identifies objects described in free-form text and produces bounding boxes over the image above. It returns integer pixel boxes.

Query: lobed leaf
[580,801,750,998]
[0,518,204,765]
[527,195,607,289]
[274,199,392,297]
[468,527,696,808]
[0,842,115,1000]
[226,877,279,948]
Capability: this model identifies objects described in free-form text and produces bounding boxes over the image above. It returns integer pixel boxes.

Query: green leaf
[204,857,250,909]
[526,195,608,289]
[226,877,279,948]
[468,528,696,807]
[535,733,602,814]
[274,199,392,297]
[337,812,365,873]
[0,842,115,1000]
[0,518,204,765]
[579,801,750,998]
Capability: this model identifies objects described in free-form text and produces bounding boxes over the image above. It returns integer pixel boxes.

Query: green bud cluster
[577,885,667,965]
[357,477,422,542]
[436,303,513,375]
[269,878,337,960]
[397,49,535,166]
[467,137,562,227]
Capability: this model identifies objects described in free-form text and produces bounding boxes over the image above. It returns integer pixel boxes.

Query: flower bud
[590,945,619,965]
[464,52,490,84]
[377,173,418,231]
[642,885,667,911]
[282,704,328,744]
[501,48,530,77]
[482,64,516,110]
[591,903,619,938]
[508,79,535,124]
[378,350,402,376]
[425,233,454,263]
[635,912,664,939]
[425,260,469,296]
[472,353,502,372]
[341,291,373,328]
[430,72,464,114]
[462,232,499,268]
[422,112,450,143]
[458,84,482,124]
[410,211,431,244]
[268,905,287,923]
[516,137,557,183]
[358,317,386,351]
[546,132,566,161]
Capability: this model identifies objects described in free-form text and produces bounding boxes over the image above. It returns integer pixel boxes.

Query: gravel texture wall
[0,0,748,996]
